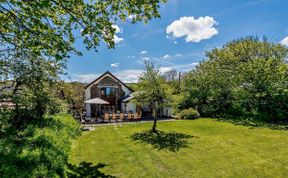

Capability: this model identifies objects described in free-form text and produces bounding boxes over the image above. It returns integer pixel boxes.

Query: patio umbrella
[85,98,109,104]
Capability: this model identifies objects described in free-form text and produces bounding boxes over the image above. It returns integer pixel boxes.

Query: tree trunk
[160,101,163,119]
[151,102,157,132]
[151,115,157,132]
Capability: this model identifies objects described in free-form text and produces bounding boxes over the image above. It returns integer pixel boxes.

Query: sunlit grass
[69,119,288,178]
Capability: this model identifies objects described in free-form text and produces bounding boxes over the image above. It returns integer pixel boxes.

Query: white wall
[86,103,91,117]
[121,102,125,112]
[85,86,91,117]
[121,85,131,96]
[121,102,136,113]
[126,102,136,113]
[85,85,91,100]
[162,107,173,117]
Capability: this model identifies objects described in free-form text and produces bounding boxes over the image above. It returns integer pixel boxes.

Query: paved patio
[81,118,175,131]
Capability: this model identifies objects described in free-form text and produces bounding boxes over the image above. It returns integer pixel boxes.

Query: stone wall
[89,75,127,115]
[90,76,125,99]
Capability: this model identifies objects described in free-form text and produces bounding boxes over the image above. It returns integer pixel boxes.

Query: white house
[84,71,172,118]
[84,71,137,117]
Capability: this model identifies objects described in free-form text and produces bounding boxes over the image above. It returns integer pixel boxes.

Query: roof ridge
[85,71,134,92]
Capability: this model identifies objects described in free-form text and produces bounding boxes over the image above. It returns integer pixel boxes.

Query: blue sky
[66,0,288,83]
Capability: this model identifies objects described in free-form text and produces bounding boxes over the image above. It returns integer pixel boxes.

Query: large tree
[0,0,166,120]
[0,0,166,59]
[181,37,288,121]
[59,81,85,119]
[0,1,166,176]
[135,61,170,132]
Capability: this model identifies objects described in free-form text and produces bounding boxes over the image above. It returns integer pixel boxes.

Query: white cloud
[141,57,150,61]
[159,62,199,73]
[140,50,148,55]
[128,14,136,19]
[111,63,120,68]
[113,70,143,83]
[166,16,218,43]
[70,73,100,83]
[157,53,185,61]
[113,35,124,44]
[163,54,171,60]
[112,24,124,44]
[176,53,184,57]
[112,24,121,33]
[117,43,126,47]
[69,62,200,83]
[280,36,288,46]
[72,70,143,83]
[159,67,173,73]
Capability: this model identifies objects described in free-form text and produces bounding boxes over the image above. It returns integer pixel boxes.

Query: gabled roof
[85,71,134,92]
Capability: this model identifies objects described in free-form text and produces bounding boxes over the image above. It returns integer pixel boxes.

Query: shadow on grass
[67,162,116,178]
[131,130,195,152]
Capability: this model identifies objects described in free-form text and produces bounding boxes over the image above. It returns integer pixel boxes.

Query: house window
[100,87,116,97]
[101,88,106,97]
[106,88,116,97]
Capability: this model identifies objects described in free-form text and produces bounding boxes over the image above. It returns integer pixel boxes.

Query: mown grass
[69,119,288,178]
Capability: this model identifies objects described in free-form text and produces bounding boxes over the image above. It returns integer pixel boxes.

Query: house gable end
[85,71,134,92]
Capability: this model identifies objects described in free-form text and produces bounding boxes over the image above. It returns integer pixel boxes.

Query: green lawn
[69,119,288,178]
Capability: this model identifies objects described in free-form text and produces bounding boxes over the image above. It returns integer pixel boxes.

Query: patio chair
[119,113,124,122]
[112,113,117,122]
[95,113,102,123]
[133,113,138,121]
[103,113,109,123]
[97,117,103,123]
[127,113,132,121]
[91,117,97,123]
[85,117,92,123]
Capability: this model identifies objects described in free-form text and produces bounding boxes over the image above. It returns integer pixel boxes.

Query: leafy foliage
[0,0,166,121]
[59,82,85,119]
[0,1,165,176]
[162,69,178,81]
[134,61,171,131]
[180,37,288,121]
[0,0,166,60]
[0,51,66,127]
[0,114,80,177]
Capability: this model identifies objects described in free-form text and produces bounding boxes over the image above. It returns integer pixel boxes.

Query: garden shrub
[177,108,200,120]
